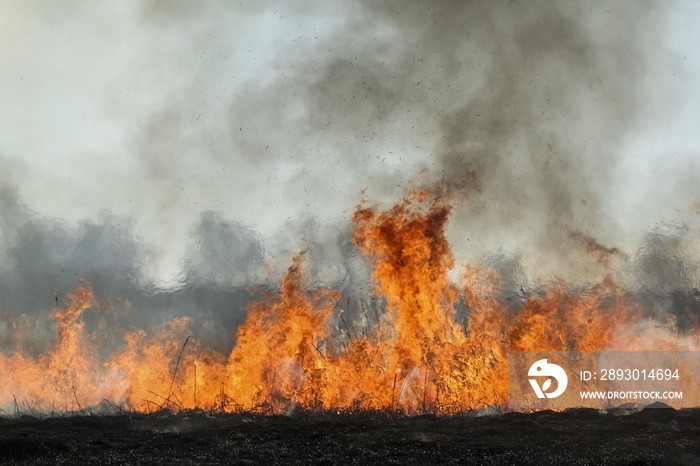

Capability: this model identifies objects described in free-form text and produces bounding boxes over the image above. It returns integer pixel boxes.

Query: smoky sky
[0,0,699,293]
[0,186,377,355]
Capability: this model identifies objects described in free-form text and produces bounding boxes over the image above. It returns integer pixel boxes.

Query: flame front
[1,193,698,414]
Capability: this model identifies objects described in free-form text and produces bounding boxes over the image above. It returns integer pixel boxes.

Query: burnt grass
[0,408,699,465]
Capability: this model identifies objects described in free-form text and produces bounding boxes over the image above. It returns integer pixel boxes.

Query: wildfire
[1,192,698,415]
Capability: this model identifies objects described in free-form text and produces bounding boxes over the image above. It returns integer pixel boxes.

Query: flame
[1,193,698,414]
[225,252,336,411]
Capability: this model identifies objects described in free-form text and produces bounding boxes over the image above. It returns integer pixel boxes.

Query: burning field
[2,0,700,463]
[1,192,700,464]
[3,191,700,416]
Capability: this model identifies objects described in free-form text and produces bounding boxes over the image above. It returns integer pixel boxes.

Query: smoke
[0,189,263,355]
[315,0,685,278]
[0,1,699,338]
[112,0,691,280]
[627,223,700,329]
[0,188,146,315]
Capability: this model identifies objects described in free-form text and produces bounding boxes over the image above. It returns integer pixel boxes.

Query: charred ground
[0,408,698,465]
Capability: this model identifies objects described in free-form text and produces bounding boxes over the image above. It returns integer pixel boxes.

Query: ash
[0,408,698,465]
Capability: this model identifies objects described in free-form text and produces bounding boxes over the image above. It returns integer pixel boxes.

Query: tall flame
[1,193,698,414]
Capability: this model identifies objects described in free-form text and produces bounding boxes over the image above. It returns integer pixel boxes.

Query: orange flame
[1,193,698,414]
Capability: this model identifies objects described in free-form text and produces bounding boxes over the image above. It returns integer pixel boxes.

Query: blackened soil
[0,408,698,465]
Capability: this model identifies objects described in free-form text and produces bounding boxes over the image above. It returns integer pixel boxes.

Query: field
[0,408,698,465]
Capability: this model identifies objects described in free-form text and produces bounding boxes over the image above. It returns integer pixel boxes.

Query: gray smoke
[0,189,265,355]
[120,0,691,278]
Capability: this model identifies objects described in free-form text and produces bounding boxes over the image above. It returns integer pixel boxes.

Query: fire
[225,252,336,411]
[1,192,698,415]
[0,288,126,412]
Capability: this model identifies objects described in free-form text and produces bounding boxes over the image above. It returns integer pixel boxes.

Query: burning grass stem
[340,314,354,340]
[423,365,428,411]
[220,381,226,412]
[149,335,193,410]
[169,335,191,398]
[72,387,83,413]
[312,342,325,359]
[148,390,184,410]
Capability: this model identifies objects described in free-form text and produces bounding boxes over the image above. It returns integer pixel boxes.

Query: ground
[0,408,698,465]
